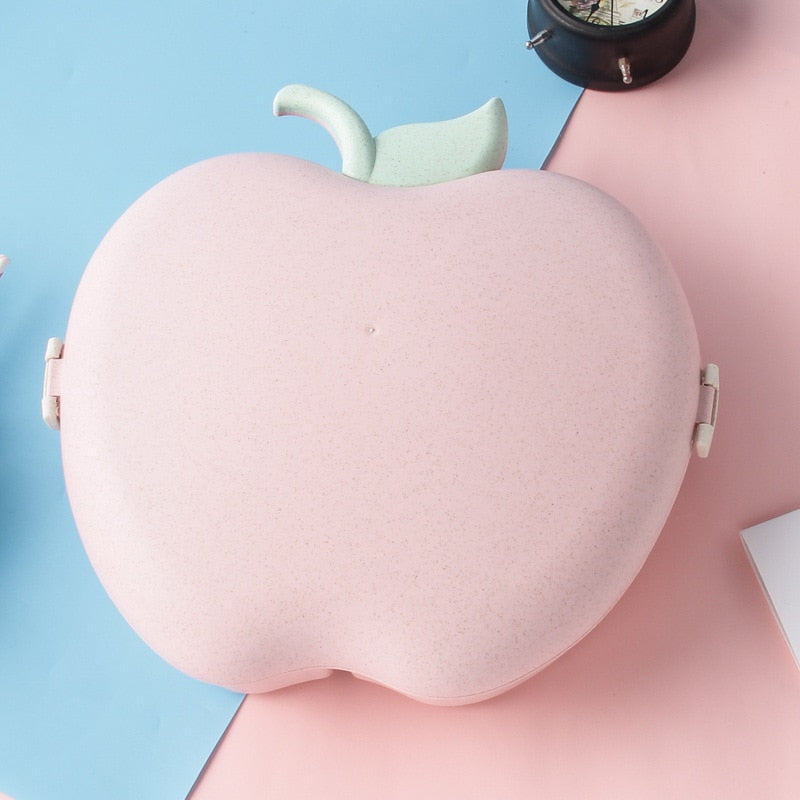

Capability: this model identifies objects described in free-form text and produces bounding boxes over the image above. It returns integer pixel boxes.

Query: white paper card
[741,510,800,669]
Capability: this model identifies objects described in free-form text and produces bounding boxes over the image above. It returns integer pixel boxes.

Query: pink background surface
[192,1,800,796]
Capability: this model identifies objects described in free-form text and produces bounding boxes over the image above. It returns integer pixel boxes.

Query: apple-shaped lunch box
[42,86,718,705]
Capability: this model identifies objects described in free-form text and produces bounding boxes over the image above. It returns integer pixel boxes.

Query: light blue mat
[0,3,581,798]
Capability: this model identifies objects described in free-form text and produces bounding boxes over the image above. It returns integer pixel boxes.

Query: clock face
[554,0,669,25]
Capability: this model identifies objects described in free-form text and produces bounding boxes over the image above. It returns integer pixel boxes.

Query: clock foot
[525,30,552,49]
[618,57,633,85]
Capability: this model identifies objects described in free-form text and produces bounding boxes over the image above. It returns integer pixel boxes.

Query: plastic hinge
[42,337,64,430]
[694,363,719,458]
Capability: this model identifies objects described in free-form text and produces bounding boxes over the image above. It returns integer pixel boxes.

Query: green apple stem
[273,84,376,182]
[273,84,508,187]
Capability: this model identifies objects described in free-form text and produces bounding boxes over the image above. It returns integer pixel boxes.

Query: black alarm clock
[526,0,695,91]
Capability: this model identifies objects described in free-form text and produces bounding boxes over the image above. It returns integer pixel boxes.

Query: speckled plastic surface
[55,154,700,705]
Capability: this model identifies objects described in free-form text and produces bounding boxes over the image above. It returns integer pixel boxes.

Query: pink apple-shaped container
[43,90,716,705]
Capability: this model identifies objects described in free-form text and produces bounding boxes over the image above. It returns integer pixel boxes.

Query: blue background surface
[0,3,580,798]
